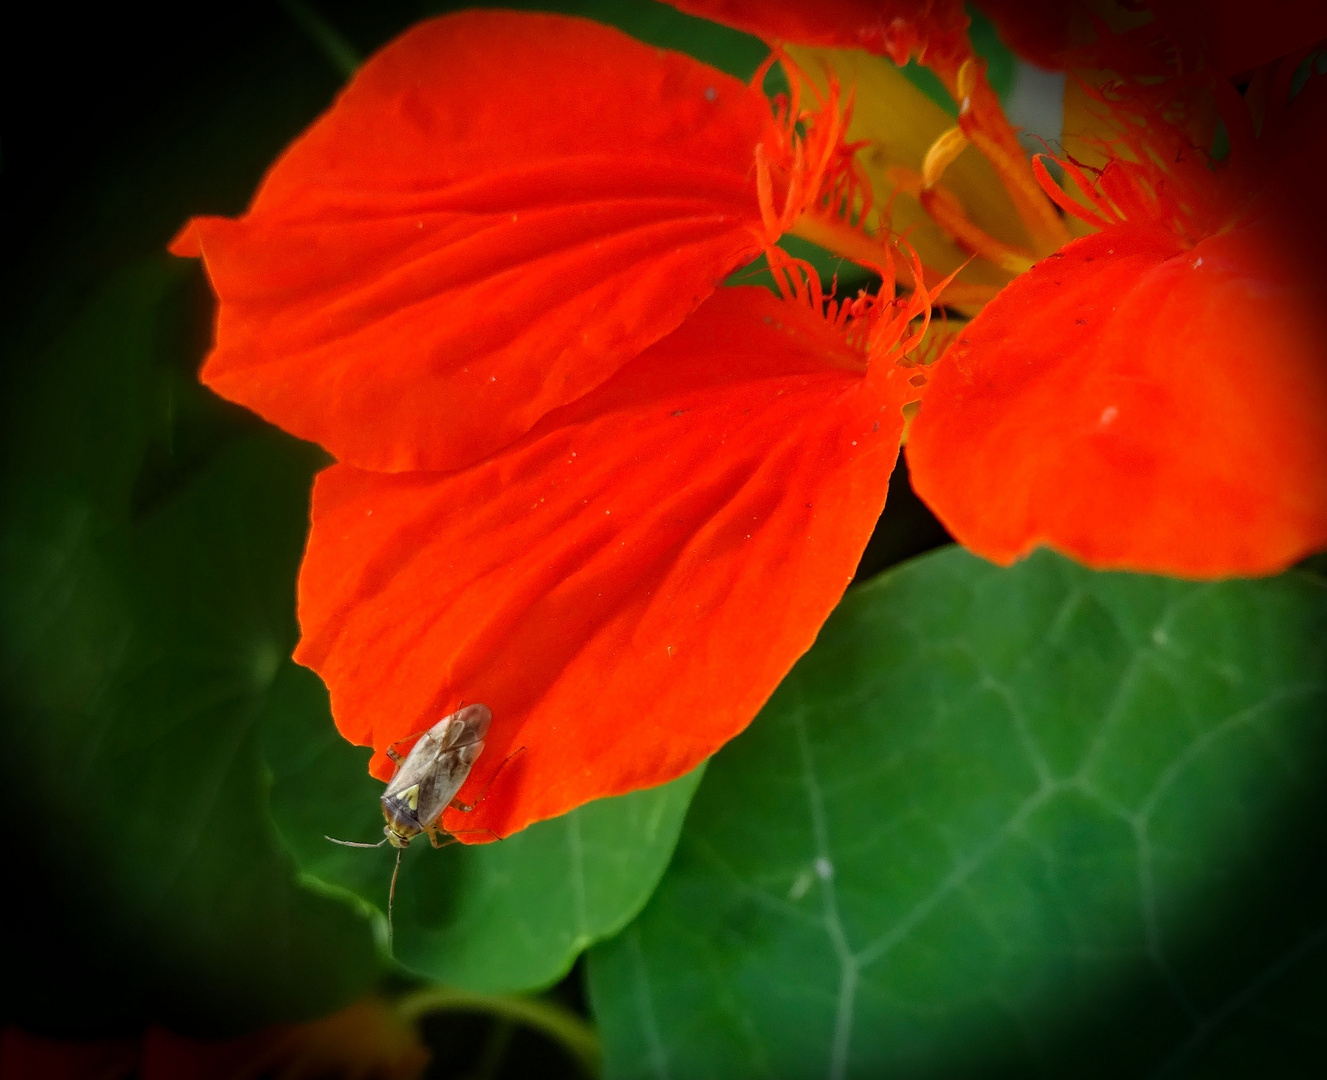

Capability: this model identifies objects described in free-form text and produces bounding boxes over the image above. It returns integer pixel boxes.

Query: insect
[328,702,493,938]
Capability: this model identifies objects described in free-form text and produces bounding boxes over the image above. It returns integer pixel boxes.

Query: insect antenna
[388,846,403,947]
[324,835,388,848]
[324,834,400,948]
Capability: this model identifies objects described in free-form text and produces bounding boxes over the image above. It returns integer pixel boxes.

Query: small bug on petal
[380,702,492,849]
[328,703,493,940]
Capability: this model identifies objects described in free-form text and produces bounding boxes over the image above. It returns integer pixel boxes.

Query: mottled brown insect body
[381,703,492,848]
[325,703,494,945]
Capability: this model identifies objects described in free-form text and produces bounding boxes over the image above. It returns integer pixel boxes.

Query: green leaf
[450,0,770,81]
[968,3,1018,102]
[263,664,704,992]
[0,268,378,1034]
[588,547,1327,1077]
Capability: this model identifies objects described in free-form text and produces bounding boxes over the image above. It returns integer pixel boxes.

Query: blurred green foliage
[1,260,380,1033]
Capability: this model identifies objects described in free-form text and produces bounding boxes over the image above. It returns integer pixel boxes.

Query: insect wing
[383,704,492,831]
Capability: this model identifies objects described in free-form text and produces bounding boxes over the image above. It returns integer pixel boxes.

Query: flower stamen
[756,53,874,242]
[763,241,959,375]
[1037,73,1252,248]
[931,54,1073,255]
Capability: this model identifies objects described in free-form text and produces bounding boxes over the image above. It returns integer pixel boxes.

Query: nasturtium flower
[174,2,1327,839]
[172,11,941,837]
[679,0,1327,577]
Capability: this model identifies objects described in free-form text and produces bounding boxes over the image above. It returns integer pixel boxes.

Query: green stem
[396,986,601,1077]
[277,0,361,80]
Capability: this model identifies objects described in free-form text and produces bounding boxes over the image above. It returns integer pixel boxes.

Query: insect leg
[449,745,526,813]
[425,824,462,850]
[447,826,503,843]
[384,726,434,765]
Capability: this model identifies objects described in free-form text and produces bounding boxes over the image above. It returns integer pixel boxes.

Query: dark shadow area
[418,960,592,1080]
[419,1011,587,1080]
[852,452,955,584]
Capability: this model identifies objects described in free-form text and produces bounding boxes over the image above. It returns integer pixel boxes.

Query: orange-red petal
[294,287,916,838]
[907,223,1327,577]
[663,0,969,66]
[172,12,775,472]
[140,1004,428,1080]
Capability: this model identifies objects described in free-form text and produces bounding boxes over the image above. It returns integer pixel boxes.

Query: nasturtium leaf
[0,267,378,1033]
[501,0,771,81]
[263,659,704,992]
[588,547,1327,1077]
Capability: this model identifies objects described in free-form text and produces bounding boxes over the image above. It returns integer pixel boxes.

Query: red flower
[173,12,935,837]
[174,4,1327,840]
[671,0,1327,577]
